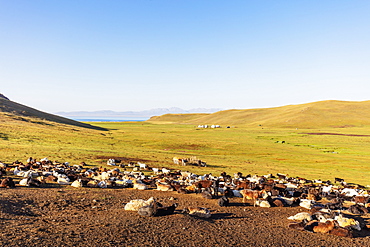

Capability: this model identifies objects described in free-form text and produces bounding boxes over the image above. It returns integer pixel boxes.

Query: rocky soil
[1,186,370,247]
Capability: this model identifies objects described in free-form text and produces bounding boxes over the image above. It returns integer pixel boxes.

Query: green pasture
[1,117,370,186]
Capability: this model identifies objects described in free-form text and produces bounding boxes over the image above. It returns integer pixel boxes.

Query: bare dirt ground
[1,187,370,247]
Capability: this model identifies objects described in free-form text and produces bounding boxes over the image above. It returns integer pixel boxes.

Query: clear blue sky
[1,1,369,113]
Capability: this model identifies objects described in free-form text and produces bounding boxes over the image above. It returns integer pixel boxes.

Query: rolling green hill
[0,96,106,131]
[147,100,370,128]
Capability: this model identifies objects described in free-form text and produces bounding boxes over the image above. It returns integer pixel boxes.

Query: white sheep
[124,197,155,211]
[19,178,29,186]
[162,168,171,174]
[288,212,312,221]
[256,199,271,208]
[57,175,70,185]
[299,199,315,209]
[138,162,147,170]
[71,179,83,188]
[132,180,147,190]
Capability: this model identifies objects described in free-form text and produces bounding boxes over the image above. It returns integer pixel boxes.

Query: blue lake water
[73,118,147,122]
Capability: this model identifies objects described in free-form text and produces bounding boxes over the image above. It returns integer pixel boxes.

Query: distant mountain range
[56,107,223,119]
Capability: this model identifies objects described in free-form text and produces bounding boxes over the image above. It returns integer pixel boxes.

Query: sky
[1,1,370,113]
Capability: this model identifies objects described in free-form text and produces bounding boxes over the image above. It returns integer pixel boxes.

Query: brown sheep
[329,227,353,238]
[313,220,335,234]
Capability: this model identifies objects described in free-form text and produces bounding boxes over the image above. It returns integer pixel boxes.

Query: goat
[218,196,229,207]
[19,177,41,187]
[182,207,211,218]
[0,177,15,188]
[288,220,308,231]
[201,189,214,199]
[87,180,99,188]
[132,180,147,190]
[193,180,213,193]
[354,195,369,205]
[156,182,174,192]
[240,189,261,207]
[155,203,178,216]
[348,204,368,215]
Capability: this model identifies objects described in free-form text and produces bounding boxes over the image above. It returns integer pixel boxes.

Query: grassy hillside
[2,98,370,185]
[0,97,106,131]
[147,100,370,128]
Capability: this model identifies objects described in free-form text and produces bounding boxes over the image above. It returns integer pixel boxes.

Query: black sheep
[155,203,178,216]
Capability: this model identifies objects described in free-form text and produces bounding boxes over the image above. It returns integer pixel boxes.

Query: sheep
[182,207,211,218]
[132,180,147,190]
[98,180,108,188]
[288,220,308,231]
[155,203,178,216]
[71,179,83,188]
[256,199,271,208]
[18,177,41,187]
[87,180,99,188]
[312,212,333,223]
[152,168,160,174]
[57,175,70,185]
[268,197,286,207]
[162,168,171,174]
[124,197,155,211]
[313,220,335,234]
[299,199,315,209]
[138,198,157,217]
[138,162,147,170]
[329,227,353,238]
[334,214,361,231]
[288,212,312,222]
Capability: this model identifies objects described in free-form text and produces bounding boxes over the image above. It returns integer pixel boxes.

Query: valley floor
[1,187,370,246]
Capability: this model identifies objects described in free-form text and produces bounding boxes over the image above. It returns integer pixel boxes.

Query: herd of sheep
[1,157,370,238]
